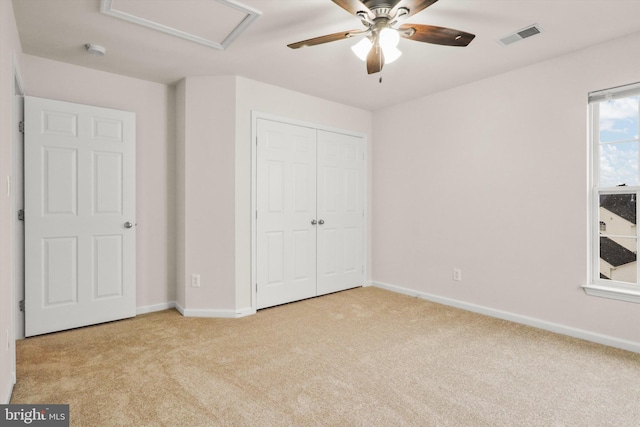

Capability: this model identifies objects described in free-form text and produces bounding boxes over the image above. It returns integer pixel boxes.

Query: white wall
[0,0,23,404]
[20,55,177,312]
[372,31,640,346]
[176,76,237,313]
[176,76,373,314]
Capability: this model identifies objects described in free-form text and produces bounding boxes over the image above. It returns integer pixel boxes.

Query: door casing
[11,54,25,390]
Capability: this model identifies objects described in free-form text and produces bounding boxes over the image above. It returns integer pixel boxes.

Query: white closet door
[24,96,136,336]
[316,130,365,295]
[256,119,317,309]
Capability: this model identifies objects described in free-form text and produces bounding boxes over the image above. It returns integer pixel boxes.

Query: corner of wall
[175,79,186,309]
[178,76,237,313]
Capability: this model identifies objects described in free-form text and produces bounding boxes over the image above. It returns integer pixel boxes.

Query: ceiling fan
[287,0,475,75]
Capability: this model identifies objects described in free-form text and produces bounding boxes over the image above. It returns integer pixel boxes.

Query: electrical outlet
[453,268,462,282]
[191,273,201,288]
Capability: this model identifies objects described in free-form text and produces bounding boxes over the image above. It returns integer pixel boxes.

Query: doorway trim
[11,52,25,389]
[250,111,368,314]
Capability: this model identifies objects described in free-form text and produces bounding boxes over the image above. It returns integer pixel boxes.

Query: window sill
[582,284,640,303]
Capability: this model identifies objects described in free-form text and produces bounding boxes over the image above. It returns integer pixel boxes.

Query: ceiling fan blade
[399,23,475,46]
[366,43,384,74]
[288,29,363,49]
[331,0,371,16]
[391,0,439,18]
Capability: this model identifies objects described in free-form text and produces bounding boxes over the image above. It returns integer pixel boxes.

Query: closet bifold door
[316,130,365,296]
[256,119,318,309]
[256,119,366,309]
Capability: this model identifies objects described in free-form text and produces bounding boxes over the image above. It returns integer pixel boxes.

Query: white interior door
[256,119,317,309]
[24,96,136,336]
[316,130,365,295]
[256,118,365,309]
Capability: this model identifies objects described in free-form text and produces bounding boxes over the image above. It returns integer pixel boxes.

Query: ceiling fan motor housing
[359,5,409,23]
[363,0,404,10]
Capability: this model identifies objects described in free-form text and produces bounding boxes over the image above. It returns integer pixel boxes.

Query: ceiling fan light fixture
[379,27,402,63]
[379,27,400,50]
[351,37,372,61]
[382,45,402,64]
[352,28,402,64]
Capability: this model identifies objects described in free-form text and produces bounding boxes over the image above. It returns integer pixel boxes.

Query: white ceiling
[12,0,640,111]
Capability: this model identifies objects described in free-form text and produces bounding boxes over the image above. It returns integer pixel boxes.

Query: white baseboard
[372,281,640,354]
[136,302,176,315]
[179,308,244,318]
[235,306,254,318]
[3,378,14,404]
[174,301,185,316]
[173,302,255,318]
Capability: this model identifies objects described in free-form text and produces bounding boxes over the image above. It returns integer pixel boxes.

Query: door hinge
[18,121,24,134]
[19,300,25,312]
[18,209,24,221]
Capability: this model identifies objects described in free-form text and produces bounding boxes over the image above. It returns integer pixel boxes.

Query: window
[585,82,640,302]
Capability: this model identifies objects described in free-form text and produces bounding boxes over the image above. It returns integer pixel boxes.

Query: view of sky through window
[599,95,640,187]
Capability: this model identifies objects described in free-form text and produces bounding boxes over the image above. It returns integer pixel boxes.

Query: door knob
[124,221,134,229]
[318,219,325,225]
[311,219,317,225]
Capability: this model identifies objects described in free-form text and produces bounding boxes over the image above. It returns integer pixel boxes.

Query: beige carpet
[11,287,640,426]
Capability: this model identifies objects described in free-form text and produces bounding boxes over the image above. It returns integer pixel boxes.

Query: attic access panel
[100,0,261,50]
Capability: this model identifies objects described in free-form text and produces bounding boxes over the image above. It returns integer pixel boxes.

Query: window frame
[584,83,640,303]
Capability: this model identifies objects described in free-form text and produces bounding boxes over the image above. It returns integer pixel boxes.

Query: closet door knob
[311,219,317,225]
[318,219,325,225]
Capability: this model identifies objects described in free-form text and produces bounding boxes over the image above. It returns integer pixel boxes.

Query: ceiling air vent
[498,24,543,46]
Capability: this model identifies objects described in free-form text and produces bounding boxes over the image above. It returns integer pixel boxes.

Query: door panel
[257,119,317,309]
[25,96,136,336]
[43,147,78,215]
[94,152,123,214]
[94,234,123,298]
[316,130,365,295]
[42,237,78,305]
